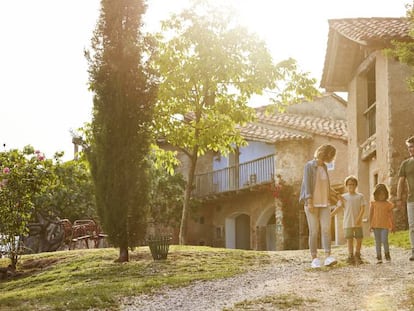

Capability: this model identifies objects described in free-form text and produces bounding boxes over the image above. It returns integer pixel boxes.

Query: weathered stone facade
[180,94,348,251]
[321,18,414,231]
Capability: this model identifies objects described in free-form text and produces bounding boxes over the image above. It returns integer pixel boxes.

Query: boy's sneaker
[346,255,355,264]
[355,253,363,264]
[311,258,321,268]
[385,252,391,262]
[324,256,337,267]
[376,256,383,264]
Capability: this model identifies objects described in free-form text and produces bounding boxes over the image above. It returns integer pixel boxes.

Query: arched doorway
[225,213,251,250]
[256,205,277,251]
[266,215,276,251]
[235,214,250,250]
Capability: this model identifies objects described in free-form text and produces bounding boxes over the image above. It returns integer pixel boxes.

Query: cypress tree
[86,0,155,262]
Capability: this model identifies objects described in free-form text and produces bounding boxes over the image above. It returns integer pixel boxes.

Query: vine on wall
[269,175,300,250]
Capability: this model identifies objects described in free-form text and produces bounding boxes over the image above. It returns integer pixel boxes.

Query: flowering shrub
[0,146,96,268]
[0,146,53,268]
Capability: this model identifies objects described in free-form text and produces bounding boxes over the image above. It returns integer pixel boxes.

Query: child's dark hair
[344,175,358,186]
[373,183,389,201]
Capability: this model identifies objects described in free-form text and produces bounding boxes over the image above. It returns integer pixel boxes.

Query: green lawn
[0,246,274,311]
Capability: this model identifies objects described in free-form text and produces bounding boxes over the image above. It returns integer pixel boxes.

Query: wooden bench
[60,219,108,250]
[71,235,91,249]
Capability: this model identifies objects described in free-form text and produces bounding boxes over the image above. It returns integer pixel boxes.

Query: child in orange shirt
[369,184,395,264]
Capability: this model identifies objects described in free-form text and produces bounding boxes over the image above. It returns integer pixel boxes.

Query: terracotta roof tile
[254,107,347,141]
[240,123,311,143]
[328,17,411,45]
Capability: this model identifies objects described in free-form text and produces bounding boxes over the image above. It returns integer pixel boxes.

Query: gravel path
[121,246,414,311]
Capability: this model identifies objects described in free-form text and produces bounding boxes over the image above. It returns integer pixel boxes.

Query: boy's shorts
[344,227,363,239]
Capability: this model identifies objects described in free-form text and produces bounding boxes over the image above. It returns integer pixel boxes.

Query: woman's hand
[337,196,346,205]
[307,202,315,213]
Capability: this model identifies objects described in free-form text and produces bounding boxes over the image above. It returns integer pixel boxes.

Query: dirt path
[121,246,414,311]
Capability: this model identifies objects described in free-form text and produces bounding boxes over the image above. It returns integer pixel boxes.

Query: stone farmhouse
[72,17,414,251]
[321,17,414,232]
[176,93,348,251]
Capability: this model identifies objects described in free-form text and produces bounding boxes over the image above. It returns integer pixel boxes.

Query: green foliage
[50,159,96,222]
[386,3,414,91]
[0,147,96,267]
[149,165,186,228]
[85,0,156,256]
[268,58,320,112]
[0,147,49,268]
[150,144,180,175]
[152,0,274,157]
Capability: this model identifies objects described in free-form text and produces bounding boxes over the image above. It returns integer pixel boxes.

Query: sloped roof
[252,107,347,142]
[329,17,411,45]
[240,123,312,143]
[241,94,348,143]
[321,17,412,91]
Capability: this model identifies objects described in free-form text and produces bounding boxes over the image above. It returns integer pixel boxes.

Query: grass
[0,245,274,311]
[223,293,317,310]
[0,230,411,311]
[362,229,411,248]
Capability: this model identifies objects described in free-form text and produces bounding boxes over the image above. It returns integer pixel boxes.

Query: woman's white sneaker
[324,256,337,267]
[311,258,321,268]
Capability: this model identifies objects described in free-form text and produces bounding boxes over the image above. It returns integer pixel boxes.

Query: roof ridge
[254,110,347,141]
[328,17,411,45]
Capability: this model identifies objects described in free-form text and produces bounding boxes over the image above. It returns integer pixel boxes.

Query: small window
[367,65,376,107]
[216,227,222,239]
[364,64,376,138]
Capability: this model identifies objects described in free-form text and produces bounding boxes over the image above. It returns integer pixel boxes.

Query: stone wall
[346,52,414,230]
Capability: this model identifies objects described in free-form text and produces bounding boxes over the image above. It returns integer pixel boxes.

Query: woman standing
[300,144,342,268]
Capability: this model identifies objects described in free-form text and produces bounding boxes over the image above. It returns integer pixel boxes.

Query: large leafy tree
[50,158,97,222]
[85,0,156,262]
[152,0,319,244]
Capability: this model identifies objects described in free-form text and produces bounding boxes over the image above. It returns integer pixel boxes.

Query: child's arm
[330,200,343,217]
[356,204,365,226]
[389,203,395,233]
[369,202,374,231]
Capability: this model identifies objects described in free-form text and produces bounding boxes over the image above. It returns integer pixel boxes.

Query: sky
[0,0,410,161]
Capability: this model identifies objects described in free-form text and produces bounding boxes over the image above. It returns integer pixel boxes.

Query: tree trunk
[179,153,198,245]
[116,246,129,262]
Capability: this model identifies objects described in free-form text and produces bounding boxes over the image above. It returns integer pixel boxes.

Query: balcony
[364,103,376,138]
[193,154,275,198]
[360,134,376,160]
